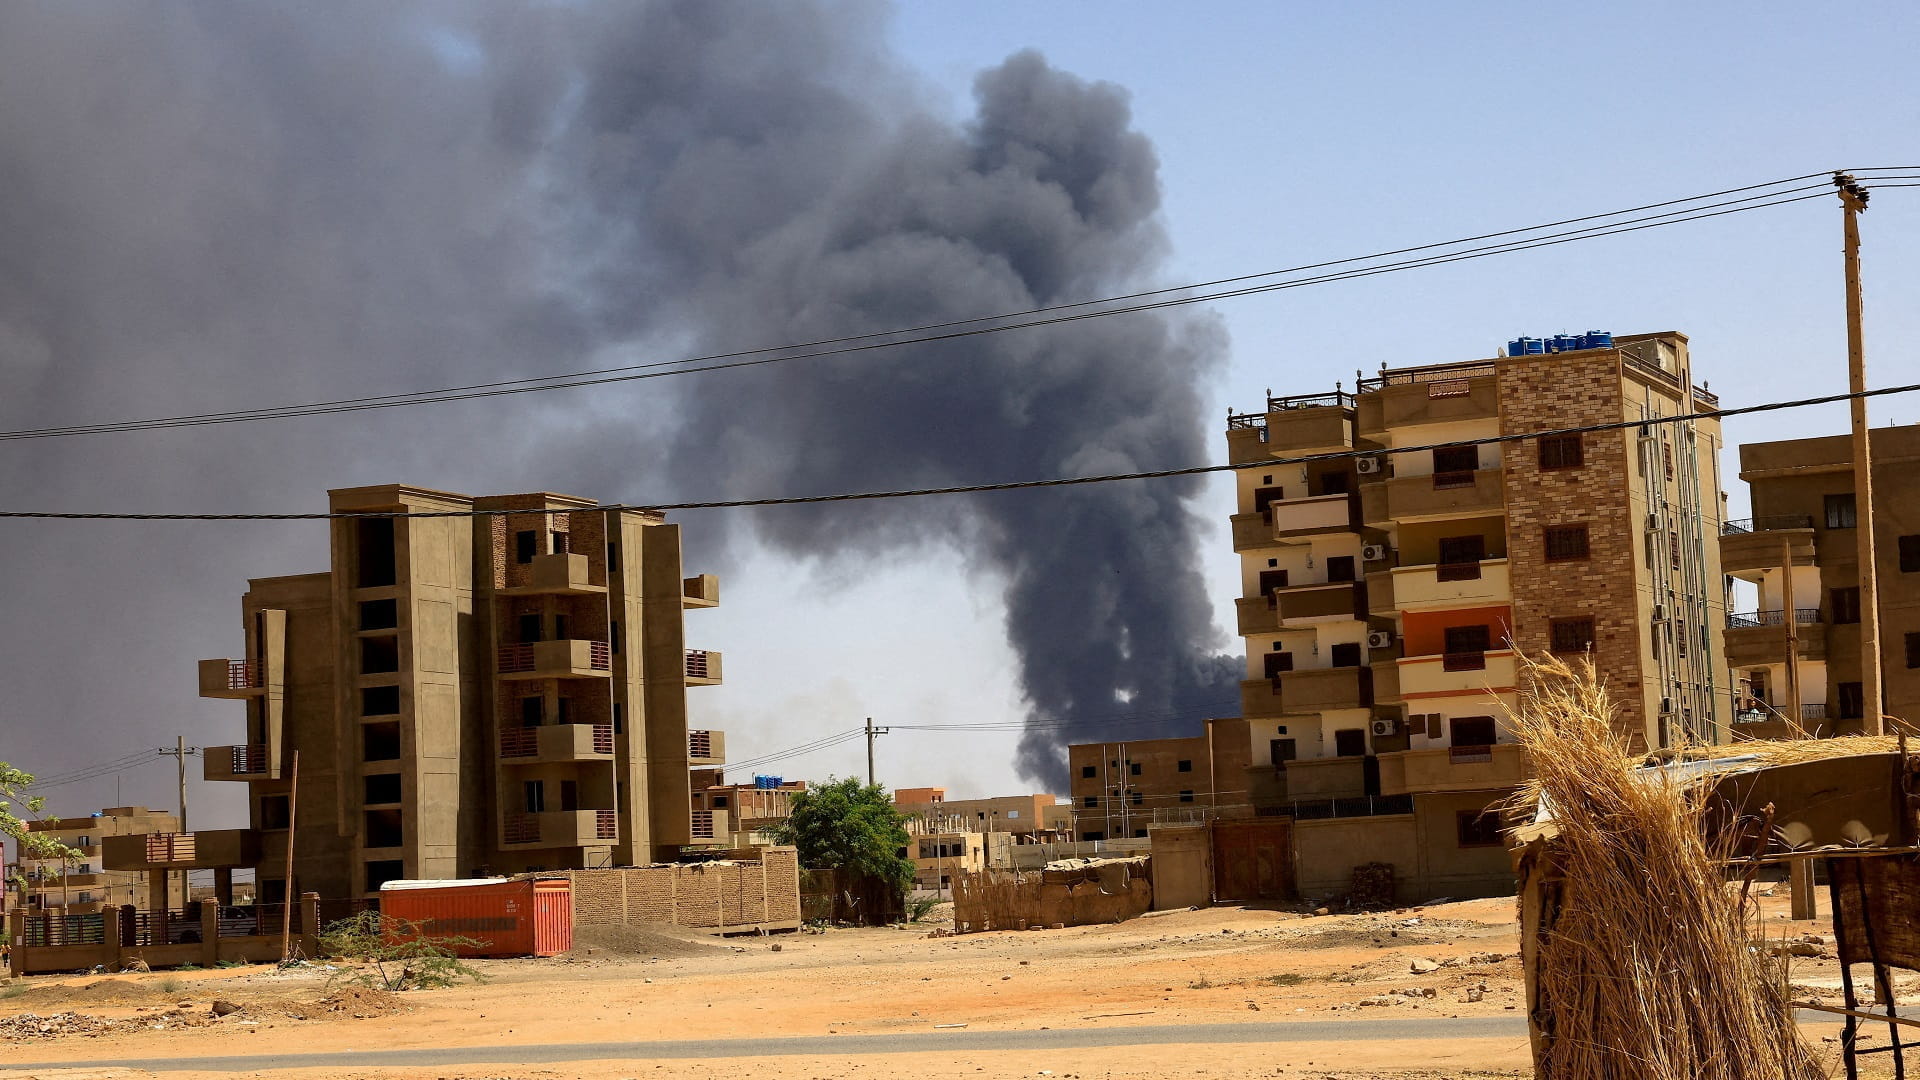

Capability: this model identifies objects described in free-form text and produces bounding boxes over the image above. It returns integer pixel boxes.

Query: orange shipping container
[378,877,572,958]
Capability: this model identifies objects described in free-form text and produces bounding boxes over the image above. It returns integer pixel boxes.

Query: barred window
[1539,435,1584,470]
[1544,525,1590,562]
[1549,617,1595,654]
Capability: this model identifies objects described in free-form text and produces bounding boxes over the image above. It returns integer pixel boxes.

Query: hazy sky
[3,2,1917,835]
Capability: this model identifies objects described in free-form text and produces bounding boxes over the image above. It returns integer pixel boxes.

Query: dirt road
[0,893,1867,1079]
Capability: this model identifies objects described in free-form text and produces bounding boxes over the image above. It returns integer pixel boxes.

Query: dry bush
[1506,653,1823,1080]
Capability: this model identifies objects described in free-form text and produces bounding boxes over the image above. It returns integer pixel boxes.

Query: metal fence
[20,912,105,947]
[1290,794,1414,821]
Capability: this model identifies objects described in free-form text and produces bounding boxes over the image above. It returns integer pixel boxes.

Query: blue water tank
[1584,330,1612,348]
[1523,337,1546,355]
[1507,338,1526,356]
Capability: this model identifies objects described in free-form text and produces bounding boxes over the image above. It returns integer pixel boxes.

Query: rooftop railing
[1721,515,1814,536]
[1726,607,1822,629]
[1358,361,1496,392]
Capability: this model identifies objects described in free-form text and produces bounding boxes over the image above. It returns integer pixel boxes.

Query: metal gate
[1211,819,1294,902]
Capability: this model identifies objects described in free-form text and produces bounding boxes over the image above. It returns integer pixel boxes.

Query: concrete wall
[952,858,1153,933]
[1293,814,1419,899]
[1148,825,1213,909]
[553,848,801,933]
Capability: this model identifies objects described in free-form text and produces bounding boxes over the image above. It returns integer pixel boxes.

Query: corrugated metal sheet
[379,877,572,957]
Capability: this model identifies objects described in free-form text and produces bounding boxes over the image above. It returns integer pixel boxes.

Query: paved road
[4,1016,1532,1073]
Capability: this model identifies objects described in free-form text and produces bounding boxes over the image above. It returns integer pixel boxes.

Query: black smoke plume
[0,2,1235,794]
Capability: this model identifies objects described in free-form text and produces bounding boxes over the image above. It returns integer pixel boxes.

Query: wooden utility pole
[280,751,299,961]
[1782,534,1803,729]
[863,717,887,787]
[1837,172,1883,735]
[157,738,198,908]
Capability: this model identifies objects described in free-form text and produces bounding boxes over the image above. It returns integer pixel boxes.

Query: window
[1437,535,1486,565]
[515,530,538,563]
[359,599,398,631]
[260,794,291,830]
[1539,434,1584,470]
[1662,441,1673,481]
[1445,624,1491,657]
[1270,738,1297,766]
[365,859,405,892]
[1129,762,1142,776]
[1549,617,1595,655]
[554,614,570,640]
[365,809,404,848]
[1328,642,1363,668]
[1179,790,1195,803]
[1902,535,1920,573]
[1318,472,1351,496]
[520,696,543,727]
[524,780,546,813]
[1129,791,1143,806]
[712,794,730,809]
[609,620,621,653]
[1544,525,1590,562]
[356,517,396,588]
[550,530,568,555]
[1838,682,1864,720]
[1334,728,1367,757]
[1176,760,1193,773]
[1082,796,1098,808]
[1451,716,1498,746]
[1670,533,1681,570]
[364,774,402,806]
[360,636,399,675]
[613,703,624,734]
[1081,765,1096,779]
[362,721,401,762]
[361,685,400,716]
[1908,632,1920,670]
[1326,555,1356,583]
[556,697,571,725]
[1433,446,1478,474]
[517,613,542,644]
[1457,809,1503,848]
[1832,587,1862,625]
[1826,493,1858,529]
[1081,830,1105,841]
[607,540,621,572]
[1425,714,1444,739]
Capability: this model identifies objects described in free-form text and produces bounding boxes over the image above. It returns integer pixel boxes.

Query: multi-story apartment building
[1224,330,1728,898]
[892,790,1072,842]
[8,807,184,913]
[688,767,808,849]
[103,485,724,904]
[1721,423,1920,732]
[1064,721,1254,840]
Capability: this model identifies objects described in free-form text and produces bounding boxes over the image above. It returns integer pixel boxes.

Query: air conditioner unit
[1645,513,1661,532]
[1367,630,1395,650]
[1370,718,1400,738]
[1355,456,1385,475]
[1361,544,1391,562]
[1652,604,1667,622]
[1660,697,1674,715]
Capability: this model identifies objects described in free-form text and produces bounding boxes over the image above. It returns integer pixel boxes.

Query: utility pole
[157,738,200,908]
[863,717,888,786]
[281,751,299,961]
[1836,172,1883,735]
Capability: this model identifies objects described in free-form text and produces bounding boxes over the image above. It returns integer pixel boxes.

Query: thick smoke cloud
[0,2,1234,794]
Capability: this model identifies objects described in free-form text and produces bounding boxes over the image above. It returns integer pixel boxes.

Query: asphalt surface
[3,1016,1533,1072]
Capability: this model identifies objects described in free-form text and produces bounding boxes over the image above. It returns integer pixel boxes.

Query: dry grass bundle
[1649,733,1905,767]
[1508,653,1823,1080]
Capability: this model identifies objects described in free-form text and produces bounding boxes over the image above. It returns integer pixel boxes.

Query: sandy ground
[0,890,1887,1079]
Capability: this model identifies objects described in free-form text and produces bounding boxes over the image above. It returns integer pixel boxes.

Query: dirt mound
[2,979,184,1009]
[0,1010,137,1039]
[1282,916,1503,951]
[289,985,407,1020]
[568,923,730,959]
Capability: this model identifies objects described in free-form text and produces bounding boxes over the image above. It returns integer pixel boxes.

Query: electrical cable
[3,380,1913,520]
[0,172,1877,443]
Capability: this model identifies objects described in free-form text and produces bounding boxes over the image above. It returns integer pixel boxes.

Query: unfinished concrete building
[1722,422,1920,732]
[8,808,184,913]
[1224,330,1728,898]
[108,485,724,904]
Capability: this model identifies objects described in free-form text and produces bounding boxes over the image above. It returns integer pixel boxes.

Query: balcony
[683,574,720,609]
[685,649,723,686]
[1241,666,1371,718]
[688,729,727,767]
[1719,518,1816,575]
[503,810,618,847]
[1391,559,1511,610]
[102,829,259,871]
[497,639,612,680]
[1270,492,1358,539]
[689,808,733,844]
[198,658,263,699]
[1275,581,1362,625]
[499,552,606,596]
[1282,756,1367,800]
[1725,609,1827,667]
[1364,569,1395,615]
[203,744,275,782]
[498,724,615,763]
[23,872,104,890]
[1231,512,1275,552]
[1376,743,1529,797]
[1235,596,1283,637]
[1384,467,1504,522]
[1397,649,1518,700]
[1355,368,1498,436]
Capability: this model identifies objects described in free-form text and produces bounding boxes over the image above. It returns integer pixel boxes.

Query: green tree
[2,762,81,912]
[772,777,915,897]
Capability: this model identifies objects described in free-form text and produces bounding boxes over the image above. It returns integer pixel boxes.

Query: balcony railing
[219,660,260,690]
[144,834,196,863]
[1267,390,1355,411]
[504,815,539,845]
[1727,608,1821,629]
[593,725,614,754]
[1432,470,1478,490]
[1291,793,1415,820]
[596,810,617,840]
[685,650,715,679]
[500,728,537,758]
[691,809,719,841]
[1435,560,1483,582]
[229,744,269,776]
[689,729,716,759]
[499,644,536,673]
[497,641,612,675]
[1693,384,1720,407]
[1358,361,1496,392]
[1721,515,1814,536]
[1226,412,1268,432]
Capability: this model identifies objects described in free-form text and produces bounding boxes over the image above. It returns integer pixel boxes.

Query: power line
[3,380,1915,521]
[1,170,1893,444]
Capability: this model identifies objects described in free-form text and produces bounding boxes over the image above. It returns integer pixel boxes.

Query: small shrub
[1188,975,1215,989]
[154,975,182,994]
[1,982,28,999]
[1267,972,1309,987]
[318,911,486,992]
[906,895,941,922]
